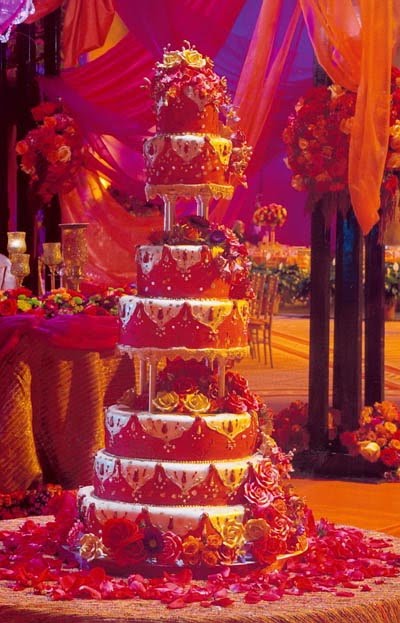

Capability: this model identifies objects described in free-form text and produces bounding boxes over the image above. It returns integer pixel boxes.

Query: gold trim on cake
[145,182,234,201]
[117,344,250,363]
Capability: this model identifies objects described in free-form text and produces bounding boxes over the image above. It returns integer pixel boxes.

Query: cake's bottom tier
[79,486,245,537]
[93,451,264,505]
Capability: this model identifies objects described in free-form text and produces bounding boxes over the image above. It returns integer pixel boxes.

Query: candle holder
[42,242,63,291]
[9,253,30,288]
[60,223,89,291]
[7,231,27,254]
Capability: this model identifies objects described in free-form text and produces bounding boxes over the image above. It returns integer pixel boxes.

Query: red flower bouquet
[272,401,309,453]
[283,69,400,217]
[16,101,87,203]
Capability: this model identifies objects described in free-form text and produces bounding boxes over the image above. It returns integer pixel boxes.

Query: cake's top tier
[144,43,232,135]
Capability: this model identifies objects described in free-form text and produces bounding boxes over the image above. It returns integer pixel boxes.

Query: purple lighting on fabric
[0,0,34,42]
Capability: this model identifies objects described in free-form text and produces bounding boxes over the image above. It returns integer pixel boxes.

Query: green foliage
[252,263,310,304]
[385,262,400,301]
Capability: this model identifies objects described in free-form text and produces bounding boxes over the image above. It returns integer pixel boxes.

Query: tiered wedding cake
[78,44,308,573]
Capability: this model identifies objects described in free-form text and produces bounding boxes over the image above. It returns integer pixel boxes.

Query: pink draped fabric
[38,1,314,284]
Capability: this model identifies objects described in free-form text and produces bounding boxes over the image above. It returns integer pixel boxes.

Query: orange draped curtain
[299,0,395,235]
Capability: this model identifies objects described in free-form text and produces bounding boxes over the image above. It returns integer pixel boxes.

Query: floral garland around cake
[282,68,400,225]
[16,101,87,204]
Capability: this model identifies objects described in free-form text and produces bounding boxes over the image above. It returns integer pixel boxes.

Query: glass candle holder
[7,232,27,254]
[59,223,89,290]
[42,242,63,290]
[9,253,30,288]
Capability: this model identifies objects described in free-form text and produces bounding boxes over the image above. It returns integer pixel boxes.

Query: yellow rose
[390,121,400,151]
[181,48,207,68]
[182,392,210,414]
[210,246,224,259]
[386,152,400,169]
[384,421,397,435]
[221,518,245,549]
[161,51,181,68]
[152,391,180,413]
[359,440,381,463]
[79,533,108,561]
[244,518,270,542]
[57,145,72,163]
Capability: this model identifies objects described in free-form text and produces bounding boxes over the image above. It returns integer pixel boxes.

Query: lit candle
[7,232,27,254]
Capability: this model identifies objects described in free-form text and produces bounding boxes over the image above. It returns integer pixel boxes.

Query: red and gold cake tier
[144,44,250,200]
[119,295,249,351]
[136,244,231,298]
[104,406,258,460]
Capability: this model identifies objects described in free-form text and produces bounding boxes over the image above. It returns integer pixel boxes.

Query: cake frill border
[117,344,250,362]
[145,182,234,200]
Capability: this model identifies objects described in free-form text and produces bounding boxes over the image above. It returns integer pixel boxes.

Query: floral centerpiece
[282,68,400,230]
[253,203,287,244]
[340,401,400,470]
[253,203,287,228]
[0,286,135,318]
[16,101,87,203]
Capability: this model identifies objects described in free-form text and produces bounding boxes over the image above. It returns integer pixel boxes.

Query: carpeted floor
[237,315,400,412]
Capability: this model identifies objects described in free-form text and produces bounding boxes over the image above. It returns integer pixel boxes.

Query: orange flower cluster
[341,401,400,469]
[16,101,86,203]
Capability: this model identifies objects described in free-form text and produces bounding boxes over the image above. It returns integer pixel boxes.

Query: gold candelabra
[42,242,63,290]
[9,253,30,288]
[59,223,89,290]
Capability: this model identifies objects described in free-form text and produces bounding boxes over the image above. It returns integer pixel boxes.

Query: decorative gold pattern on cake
[145,182,234,201]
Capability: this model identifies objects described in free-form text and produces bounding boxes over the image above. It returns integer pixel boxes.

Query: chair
[248,272,266,360]
[0,254,15,290]
[248,274,279,367]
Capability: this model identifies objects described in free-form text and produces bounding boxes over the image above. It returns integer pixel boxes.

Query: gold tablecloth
[0,331,134,492]
[0,518,399,623]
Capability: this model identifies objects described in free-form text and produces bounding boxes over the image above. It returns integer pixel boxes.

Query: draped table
[0,315,135,492]
[0,517,400,623]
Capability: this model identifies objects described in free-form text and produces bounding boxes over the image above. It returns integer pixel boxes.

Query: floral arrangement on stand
[0,286,135,318]
[253,203,287,244]
[384,262,400,318]
[282,68,400,231]
[340,401,400,477]
[16,101,87,203]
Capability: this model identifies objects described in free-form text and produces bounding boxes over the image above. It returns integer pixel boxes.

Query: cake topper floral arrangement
[282,68,400,226]
[16,101,87,204]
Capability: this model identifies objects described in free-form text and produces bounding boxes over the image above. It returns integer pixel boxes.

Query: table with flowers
[0,287,135,493]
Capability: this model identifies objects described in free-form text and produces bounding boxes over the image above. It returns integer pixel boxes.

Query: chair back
[249,271,266,317]
[261,274,279,318]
